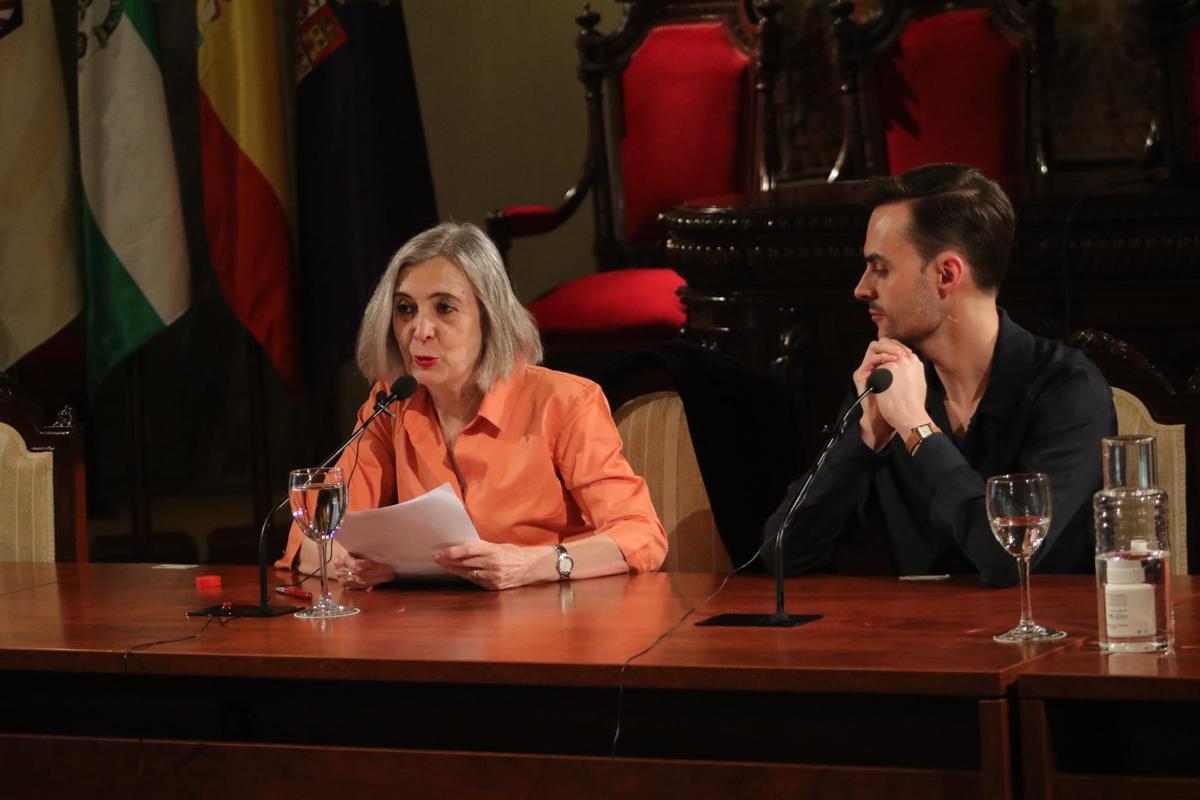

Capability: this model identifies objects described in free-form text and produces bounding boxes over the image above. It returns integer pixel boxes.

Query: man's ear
[934,253,966,298]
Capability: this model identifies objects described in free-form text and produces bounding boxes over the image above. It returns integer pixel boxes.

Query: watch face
[558,552,575,578]
[917,424,934,438]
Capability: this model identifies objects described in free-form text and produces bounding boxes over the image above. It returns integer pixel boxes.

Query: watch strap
[904,422,942,456]
[552,544,573,580]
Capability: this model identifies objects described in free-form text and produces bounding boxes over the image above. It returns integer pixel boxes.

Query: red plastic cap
[195,575,222,589]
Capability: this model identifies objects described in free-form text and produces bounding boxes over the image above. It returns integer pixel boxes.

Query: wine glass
[987,473,1065,642]
[288,467,359,619]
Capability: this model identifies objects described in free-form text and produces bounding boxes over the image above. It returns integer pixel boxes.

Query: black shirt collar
[921,308,1035,426]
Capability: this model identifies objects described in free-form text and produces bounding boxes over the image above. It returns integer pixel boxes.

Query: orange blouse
[305,365,666,573]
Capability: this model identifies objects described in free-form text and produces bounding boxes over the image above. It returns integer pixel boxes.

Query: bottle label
[1105,584,1156,638]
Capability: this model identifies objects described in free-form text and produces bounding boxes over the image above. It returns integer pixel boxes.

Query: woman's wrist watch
[904,422,941,456]
[552,544,574,580]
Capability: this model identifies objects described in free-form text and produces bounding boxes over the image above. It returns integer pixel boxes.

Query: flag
[0,0,81,369]
[294,0,437,382]
[78,0,190,391]
[197,0,300,387]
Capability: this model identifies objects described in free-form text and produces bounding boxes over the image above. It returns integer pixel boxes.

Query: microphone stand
[188,381,413,618]
[698,372,890,628]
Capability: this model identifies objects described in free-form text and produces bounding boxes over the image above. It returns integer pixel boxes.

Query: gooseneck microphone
[698,367,893,628]
[188,374,420,618]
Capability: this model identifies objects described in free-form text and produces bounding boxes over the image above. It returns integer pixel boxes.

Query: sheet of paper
[335,483,479,578]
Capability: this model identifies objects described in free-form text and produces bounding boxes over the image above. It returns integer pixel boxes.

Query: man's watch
[552,544,574,580]
[904,422,942,456]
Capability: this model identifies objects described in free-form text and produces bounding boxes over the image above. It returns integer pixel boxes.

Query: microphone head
[866,368,893,394]
[390,374,419,400]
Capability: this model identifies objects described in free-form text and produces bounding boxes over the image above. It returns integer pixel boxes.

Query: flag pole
[127,350,151,560]
[247,337,273,536]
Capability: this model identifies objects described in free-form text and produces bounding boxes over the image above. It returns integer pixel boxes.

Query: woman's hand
[332,552,397,591]
[435,541,557,591]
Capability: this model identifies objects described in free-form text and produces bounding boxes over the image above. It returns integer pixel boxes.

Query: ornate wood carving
[828,0,1053,181]
[663,178,1200,440]
[1146,0,1200,171]
[488,0,778,270]
[0,373,86,563]
[1064,329,1175,396]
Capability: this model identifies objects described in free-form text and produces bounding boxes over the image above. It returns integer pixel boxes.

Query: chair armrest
[490,205,559,236]
[486,162,595,263]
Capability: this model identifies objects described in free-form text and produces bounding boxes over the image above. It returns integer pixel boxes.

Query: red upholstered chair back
[487,1,777,273]
[486,3,779,372]
[616,21,753,248]
[830,0,1051,181]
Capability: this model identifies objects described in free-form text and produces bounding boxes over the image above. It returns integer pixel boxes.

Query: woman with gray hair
[280,222,666,590]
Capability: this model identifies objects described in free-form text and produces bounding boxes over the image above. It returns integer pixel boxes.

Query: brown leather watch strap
[904,423,942,456]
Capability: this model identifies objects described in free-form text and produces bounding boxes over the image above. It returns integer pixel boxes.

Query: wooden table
[0,564,1185,799]
[1018,582,1200,799]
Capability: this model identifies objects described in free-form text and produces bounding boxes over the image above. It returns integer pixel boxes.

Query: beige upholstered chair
[1069,331,1198,575]
[1110,387,1189,574]
[613,391,730,573]
[0,376,87,563]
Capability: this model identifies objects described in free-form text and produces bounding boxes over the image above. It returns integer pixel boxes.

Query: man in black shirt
[763,164,1115,586]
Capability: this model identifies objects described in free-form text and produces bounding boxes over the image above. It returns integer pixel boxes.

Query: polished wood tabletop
[3,563,1193,696]
[6,563,1199,799]
[1017,586,1200,703]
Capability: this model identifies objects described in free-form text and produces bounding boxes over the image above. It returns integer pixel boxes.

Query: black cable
[122,615,224,800]
[607,379,886,776]
[608,545,764,766]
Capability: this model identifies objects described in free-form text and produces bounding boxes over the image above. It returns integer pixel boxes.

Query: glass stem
[317,539,331,603]
[1017,556,1035,626]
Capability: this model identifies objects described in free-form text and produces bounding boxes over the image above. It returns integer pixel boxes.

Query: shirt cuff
[904,432,966,502]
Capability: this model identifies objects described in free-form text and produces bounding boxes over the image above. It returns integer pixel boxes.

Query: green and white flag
[78,0,189,390]
[0,0,82,369]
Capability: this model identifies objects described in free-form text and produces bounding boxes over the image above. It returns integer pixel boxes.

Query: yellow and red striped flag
[197,0,300,387]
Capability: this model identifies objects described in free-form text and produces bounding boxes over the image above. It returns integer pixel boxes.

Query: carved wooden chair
[0,373,88,562]
[828,0,1053,180]
[487,0,780,367]
[1068,330,1200,575]
[1146,0,1200,171]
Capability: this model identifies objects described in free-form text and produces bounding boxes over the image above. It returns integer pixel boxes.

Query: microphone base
[186,603,299,619]
[696,612,822,628]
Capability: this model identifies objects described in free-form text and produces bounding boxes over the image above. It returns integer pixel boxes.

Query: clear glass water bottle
[1093,435,1173,652]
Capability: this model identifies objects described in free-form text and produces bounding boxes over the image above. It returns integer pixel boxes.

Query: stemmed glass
[987,473,1066,643]
[288,467,359,619]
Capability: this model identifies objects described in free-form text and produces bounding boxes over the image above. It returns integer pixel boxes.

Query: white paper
[334,483,479,578]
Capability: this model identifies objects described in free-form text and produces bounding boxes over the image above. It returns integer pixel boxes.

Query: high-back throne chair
[487,0,780,373]
[0,374,88,563]
[828,0,1053,180]
[1146,0,1200,172]
[1068,330,1200,575]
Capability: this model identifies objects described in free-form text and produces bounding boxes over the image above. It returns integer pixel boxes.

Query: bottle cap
[1106,558,1145,585]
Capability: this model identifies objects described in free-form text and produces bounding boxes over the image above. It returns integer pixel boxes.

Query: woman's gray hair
[355,222,543,393]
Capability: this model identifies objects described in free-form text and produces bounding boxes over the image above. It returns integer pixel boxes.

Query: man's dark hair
[869,163,1015,293]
